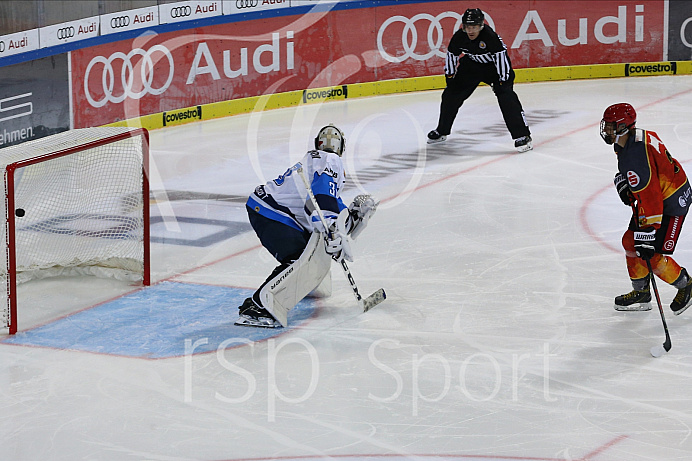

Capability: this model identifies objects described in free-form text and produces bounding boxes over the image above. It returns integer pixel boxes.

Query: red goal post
[1,127,150,334]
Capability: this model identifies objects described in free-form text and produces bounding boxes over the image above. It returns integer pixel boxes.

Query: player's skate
[234,297,282,328]
[671,269,692,315]
[514,135,533,153]
[427,130,447,144]
[614,287,652,311]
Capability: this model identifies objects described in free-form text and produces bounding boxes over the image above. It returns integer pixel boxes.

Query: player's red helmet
[600,103,636,145]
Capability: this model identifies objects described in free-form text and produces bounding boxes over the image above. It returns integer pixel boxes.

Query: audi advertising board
[223,0,292,15]
[39,17,99,48]
[71,0,666,128]
[100,6,159,36]
[0,55,70,148]
[159,1,223,25]
[0,29,40,58]
[667,1,692,60]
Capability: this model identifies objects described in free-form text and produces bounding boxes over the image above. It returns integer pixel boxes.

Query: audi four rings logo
[56,26,75,40]
[171,6,192,18]
[377,12,464,63]
[110,16,131,28]
[84,45,174,108]
[236,0,259,9]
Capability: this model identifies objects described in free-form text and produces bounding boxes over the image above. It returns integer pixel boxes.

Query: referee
[428,8,532,152]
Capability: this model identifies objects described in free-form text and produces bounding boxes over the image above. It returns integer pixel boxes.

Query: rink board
[2,281,317,358]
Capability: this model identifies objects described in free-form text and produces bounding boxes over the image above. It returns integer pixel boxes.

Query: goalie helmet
[600,103,636,145]
[462,8,484,26]
[314,124,346,157]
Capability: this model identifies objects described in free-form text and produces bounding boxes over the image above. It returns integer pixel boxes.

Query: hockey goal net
[0,127,150,334]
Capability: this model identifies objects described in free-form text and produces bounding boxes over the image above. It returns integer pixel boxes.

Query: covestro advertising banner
[71,0,666,127]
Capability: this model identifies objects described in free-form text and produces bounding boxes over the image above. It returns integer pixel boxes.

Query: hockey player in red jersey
[602,103,692,314]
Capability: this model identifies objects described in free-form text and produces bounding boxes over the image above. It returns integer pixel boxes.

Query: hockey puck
[15,208,25,217]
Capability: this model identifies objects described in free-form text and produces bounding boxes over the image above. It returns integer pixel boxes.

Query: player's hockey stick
[630,204,671,356]
[297,167,386,312]
[646,259,672,357]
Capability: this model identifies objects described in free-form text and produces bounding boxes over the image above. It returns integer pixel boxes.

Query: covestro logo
[302,86,348,104]
[625,62,677,76]
[163,106,202,126]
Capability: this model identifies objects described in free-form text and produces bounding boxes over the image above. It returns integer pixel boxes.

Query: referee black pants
[435,59,530,140]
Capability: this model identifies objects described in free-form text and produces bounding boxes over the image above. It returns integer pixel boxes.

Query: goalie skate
[235,298,282,328]
[235,314,282,328]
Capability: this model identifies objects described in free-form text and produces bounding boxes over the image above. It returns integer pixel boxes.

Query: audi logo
[56,26,75,40]
[377,12,465,63]
[110,16,131,29]
[84,45,174,108]
[0,41,5,53]
[682,17,692,48]
[170,6,192,18]
[236,0,259,9]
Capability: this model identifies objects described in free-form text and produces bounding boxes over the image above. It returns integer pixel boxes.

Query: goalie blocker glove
[323,193,378,262]
[325,232,353,262]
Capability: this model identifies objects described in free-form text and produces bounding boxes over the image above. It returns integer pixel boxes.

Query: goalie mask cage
[0,127,150,335]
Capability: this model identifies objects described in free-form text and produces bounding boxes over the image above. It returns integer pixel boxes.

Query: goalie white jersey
[247,149,347,233]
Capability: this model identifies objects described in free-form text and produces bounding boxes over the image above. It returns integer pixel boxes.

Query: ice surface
[2,75,692,460]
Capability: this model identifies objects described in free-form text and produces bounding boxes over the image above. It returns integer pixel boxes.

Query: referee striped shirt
[445,24,513,82]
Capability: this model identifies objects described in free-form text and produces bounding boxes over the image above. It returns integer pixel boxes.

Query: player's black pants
[435,59,530,140]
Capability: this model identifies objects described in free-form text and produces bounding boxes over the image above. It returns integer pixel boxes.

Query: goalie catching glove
[346,194,378,240]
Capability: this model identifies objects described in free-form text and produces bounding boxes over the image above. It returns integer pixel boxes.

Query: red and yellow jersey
[616,129,691,229]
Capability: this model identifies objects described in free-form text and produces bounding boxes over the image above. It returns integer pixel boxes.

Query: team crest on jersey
[627,171,640,187]
[479,41,486,49]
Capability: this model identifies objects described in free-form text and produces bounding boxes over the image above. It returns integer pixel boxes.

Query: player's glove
[347,194,378,240]
[614,172,634,206]
[634,227,656,260]
[325,232,353,263]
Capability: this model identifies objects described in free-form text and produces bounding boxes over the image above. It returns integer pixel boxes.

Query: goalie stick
[296,167,386,312]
